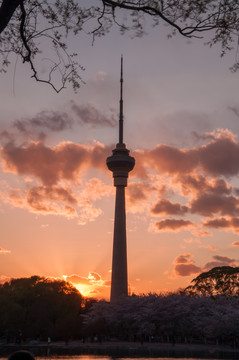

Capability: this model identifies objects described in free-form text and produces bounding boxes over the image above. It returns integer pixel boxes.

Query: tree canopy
[1,0,239,91]
[0,276,84,340]
[184,266,239,297]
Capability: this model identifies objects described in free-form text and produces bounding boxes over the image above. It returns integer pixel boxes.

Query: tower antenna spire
[119,55,123,144]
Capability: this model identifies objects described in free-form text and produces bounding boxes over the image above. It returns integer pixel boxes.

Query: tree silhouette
[0,276,84,340]
[184,266,239,297]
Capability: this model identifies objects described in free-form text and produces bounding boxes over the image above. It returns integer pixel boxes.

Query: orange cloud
[3,126,239,235]
[6,185,78,217]
[1,141,110,186]
[151,199,188,216]
[135,130,239,178]
[173,254,202,277]
[0,275,12,284]
[175,264,202,277]
[0,181,105,222]
[191,229,212,237]
[63,272,110,298]
[0,139,113,222]
[200,244,218,251]
[232,241,239,247]
[0,247,10,254]
[84,178,113,201]
[154,219,195,232]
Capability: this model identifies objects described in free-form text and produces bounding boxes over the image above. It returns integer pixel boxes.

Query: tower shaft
[110,186,128,300]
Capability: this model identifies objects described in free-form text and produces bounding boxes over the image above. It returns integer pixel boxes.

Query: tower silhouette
[106,57,135,302]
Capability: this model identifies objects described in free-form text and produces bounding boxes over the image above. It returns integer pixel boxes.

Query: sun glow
[74,283,91,297]
[62,275,91,296]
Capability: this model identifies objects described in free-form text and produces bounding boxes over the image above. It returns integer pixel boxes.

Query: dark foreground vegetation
[1,267,239,348]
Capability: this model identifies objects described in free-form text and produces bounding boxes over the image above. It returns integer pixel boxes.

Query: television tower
[106,57,135,302]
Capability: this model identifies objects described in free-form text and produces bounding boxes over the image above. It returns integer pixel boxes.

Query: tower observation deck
[106,57,135,302]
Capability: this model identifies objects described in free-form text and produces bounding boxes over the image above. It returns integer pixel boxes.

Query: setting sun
[74,284,91,297]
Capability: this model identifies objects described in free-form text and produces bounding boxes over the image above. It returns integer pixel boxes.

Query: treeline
[86,293,239,346]
[0,276,95,342]
[1,268,239,346]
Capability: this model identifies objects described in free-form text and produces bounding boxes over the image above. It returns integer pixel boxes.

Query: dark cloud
[191,131,216,143]
[174,254,192,264]
[151,199,188,216]
[154,219,194,232]
[14,111,73,133]
[232,241,239,247]
[175,263,202,277]
[190,193,239,217]
[26,186,78,215]
[180,176,232,196]
[0,130,15,143]
[71,101,117,128]
[127,182,156,205]
[203,217,239,233]
[180,175,209,196]
[228,105,239,118]
[28,186,77,205]
[204,255,237,270]
[209,179,232,195]
[231,217,239,228]
[203,217,230,228]
[199,136,239,177]
[233,188,239,196]
[128,183,147,203]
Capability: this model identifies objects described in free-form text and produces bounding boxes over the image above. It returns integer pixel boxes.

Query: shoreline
[1,341,239,359]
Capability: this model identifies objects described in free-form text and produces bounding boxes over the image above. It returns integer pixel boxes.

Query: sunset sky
[1,12,239,299]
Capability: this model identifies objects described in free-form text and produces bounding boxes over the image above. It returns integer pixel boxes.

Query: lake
[0,355,236,360]
[0,357,225,360]
[0,344,238,360]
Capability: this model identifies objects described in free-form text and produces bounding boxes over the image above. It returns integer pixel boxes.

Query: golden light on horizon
[62,274,106,298]
[74,283,91,297]
[62,275,89,296]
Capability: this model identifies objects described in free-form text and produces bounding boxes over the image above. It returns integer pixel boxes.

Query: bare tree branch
[1,0,239,92]
[0,0,22,34]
